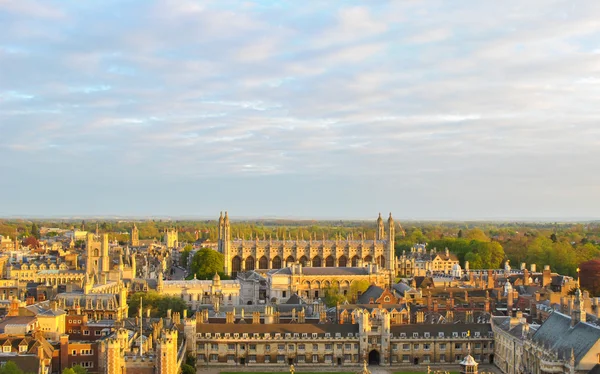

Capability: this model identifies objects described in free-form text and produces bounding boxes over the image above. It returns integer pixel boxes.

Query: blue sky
[1,1,599,220]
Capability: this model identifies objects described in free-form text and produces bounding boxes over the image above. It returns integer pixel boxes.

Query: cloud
[1,0,600,218]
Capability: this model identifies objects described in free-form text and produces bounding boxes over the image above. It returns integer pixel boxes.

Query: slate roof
[196,323,358,335]
[357,285,384,304]
[532,311,600,364]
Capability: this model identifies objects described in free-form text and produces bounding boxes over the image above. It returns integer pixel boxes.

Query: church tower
[572,268,586,327]
[376,213,385,240]
[221,212,232,275]
[386,213,396,272]
[131,224,139,246]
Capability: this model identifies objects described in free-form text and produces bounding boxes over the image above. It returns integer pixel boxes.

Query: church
[217,212,397,278]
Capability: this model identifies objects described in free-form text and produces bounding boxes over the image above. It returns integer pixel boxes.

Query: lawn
[222,372,354,374]
[394,372,460,374]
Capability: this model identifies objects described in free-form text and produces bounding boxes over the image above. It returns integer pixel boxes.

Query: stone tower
[386,213,395,271]
[572,268,586,327]
[104,338,123,374]
[163,228,178,248]
[376,213,385,240]
[156,329,178,374]
[131,224,139,247]
[219,212,232,275]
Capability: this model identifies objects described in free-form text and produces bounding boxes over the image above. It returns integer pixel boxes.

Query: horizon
[1,1,599,218]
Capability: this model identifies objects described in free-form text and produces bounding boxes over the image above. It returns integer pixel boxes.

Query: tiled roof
[532,311,600,364]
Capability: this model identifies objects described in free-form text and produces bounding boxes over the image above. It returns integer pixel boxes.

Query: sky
[1,0,599,220]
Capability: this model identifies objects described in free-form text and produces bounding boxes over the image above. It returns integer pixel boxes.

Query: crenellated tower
[376,213,385,240]
[387,213,395,272]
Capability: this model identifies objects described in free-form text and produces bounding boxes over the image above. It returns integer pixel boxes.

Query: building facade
[218,212,396,278]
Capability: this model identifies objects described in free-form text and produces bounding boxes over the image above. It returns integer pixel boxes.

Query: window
[475,343,481,349]
[344,354,351,362]
[312,354,319,363]
[81,349,93,355]
[337,344,342,349]
[282,291,287,298]
[298,344,305,350]
[439,344,446,351]
[198,344,205,350]
[249,344,256,351]
[83,330,90,336]
[278,344,285,350]
[452,332,458,338]
[288,344,294,350]
[402,355,410,363]
[424,332,430,338]
[424,355,431,363]
[249,355,256,363]
[95,331,101,336]
[198,354,206,362]
[461,332,467,337]
[313,344,318,351]
[19,345,27,353]
[325,344,332,350]
[455,343,461,350]
[265,344,270,351]
[265,355,270,363]
[227,355,235,362]
[413,344,419,350]
[423,344,430,351]
[346,344,352,349]
[455,354,461,362]
[440,354,446,362]
[210,354,218,362]
[225,344,233,351]
[298,355,306,363]
[325,354,333,363]
[413,332,419,338]
[277,355,285,363]
[211,344,218,351]
[71,350,77,356]
[403,344,410,351]
[80,362,93,368]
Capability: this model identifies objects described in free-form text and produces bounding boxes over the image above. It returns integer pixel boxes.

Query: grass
[222,372,354,374]
[394,372,460,374]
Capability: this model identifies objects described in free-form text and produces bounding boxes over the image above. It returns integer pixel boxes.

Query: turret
[386,213,396,272]
[376,213,384,240]
[572,268,586,327]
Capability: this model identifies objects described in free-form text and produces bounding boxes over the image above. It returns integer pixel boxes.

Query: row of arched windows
[231,255,385,272]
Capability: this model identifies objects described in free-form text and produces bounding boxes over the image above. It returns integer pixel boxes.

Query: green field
[221,372,354,374]
[394,372,460,374]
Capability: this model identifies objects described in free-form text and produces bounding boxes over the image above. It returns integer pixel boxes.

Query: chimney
[542,265,551,287]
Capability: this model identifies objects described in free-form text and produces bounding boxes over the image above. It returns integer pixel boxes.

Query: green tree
[181,245,193,267]
[190,248,225,279]
[31,222,40,239]
[62,369,75,374]
[181,365,195,374]
[129,291,188,317]
[71,365,87,374]
[323,285,346,307]
[0,362,24,374]
[347,280,370,303]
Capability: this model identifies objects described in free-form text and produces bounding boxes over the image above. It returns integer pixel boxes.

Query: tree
[347,280,370,303]
[0,362,24,374]
[181,365,195,374]
[128,291,188,317]
[62,369,75,374]
[31,222,40,239]
[23,236,39,249]
[190,248,225,279]
[323,285,346,307]
[71,365,87,374]
[181,245,193,267]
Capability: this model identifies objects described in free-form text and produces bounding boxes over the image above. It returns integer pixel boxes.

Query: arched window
[272,256,282,269]
[338,256,347,267]
[259,256,268,269]
[325,256,335,267]
[312,256,322,267]
[245,256,255,271]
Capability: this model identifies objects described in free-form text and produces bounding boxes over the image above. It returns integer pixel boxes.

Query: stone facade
[218,212,396,278]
